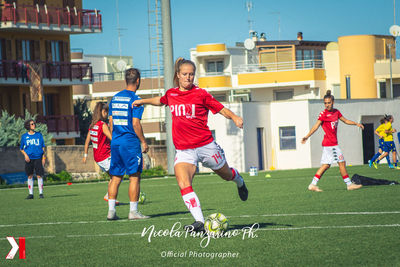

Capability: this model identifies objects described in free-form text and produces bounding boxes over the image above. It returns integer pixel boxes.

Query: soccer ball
[138,191,146,204]
[204,213,229,235]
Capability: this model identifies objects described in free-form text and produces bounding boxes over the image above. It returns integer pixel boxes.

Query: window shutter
[5,39,12,60]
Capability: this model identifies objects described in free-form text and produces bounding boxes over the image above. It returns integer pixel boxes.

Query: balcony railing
[0,60,92,82]
[233,59,324,74]
[1,4,101,30]
[36,115,79,134]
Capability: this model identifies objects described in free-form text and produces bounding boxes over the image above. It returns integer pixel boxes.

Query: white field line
[0,211,399,228]
[0,224,399,240]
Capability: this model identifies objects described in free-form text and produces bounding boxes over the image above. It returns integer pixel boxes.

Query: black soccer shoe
[238,181,248,201]
[39,194,44,199]
[184,221,205,233]
[26,194,34,199]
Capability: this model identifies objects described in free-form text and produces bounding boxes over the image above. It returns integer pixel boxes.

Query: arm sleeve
[317,111,325,122]
[131,105,144,120]
[203,90,224,114]
[337,110,343,119]
[160,93,168,106]
[20,135,25,150]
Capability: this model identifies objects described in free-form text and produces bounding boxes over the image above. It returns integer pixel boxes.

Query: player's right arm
[301,120,323,144]
[83,131,91,163]
[133,96,163,107]
[19,135,30,162]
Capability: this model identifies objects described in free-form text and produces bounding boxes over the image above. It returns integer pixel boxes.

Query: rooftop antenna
[246,1,254,35]
[268,11,281,40]
[116,0,122,59]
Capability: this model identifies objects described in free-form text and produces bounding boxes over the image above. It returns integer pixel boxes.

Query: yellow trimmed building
[190,34,397,102]
[0,0,101,144]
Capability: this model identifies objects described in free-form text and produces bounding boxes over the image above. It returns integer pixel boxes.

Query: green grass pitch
[0,164,399,266]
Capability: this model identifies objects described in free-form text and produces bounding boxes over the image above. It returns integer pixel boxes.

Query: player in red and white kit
[302,90,363,191]
[83,102,118,204]
[133,58,248,232]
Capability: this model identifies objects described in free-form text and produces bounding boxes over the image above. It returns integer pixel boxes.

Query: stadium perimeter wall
[0,145,167,175]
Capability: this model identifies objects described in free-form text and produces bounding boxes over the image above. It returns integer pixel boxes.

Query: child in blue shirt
[20,119,46,199]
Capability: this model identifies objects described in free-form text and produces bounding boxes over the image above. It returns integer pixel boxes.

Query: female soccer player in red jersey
[133,58,248,232]
[83,102,118,204]
[301,90,364,192]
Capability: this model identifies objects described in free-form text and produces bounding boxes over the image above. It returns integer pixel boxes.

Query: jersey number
[212,152,222,164]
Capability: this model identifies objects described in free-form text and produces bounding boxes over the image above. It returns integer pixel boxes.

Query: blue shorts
[383,141,397,153]
[110,143,143,176]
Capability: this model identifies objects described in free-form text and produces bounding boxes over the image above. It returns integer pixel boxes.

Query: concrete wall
[270,100,312,169]
[0,145,167,174]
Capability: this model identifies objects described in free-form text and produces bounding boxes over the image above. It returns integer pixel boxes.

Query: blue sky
[71,0,396,70]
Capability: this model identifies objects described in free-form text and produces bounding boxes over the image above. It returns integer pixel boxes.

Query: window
[279,126,296,150]
[274,89,294,101]
[393,84,400,98]
[379,82,387,98]
[345,76,351,99]
[206,60,223,74]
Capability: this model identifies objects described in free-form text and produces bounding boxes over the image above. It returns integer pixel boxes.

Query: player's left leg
[338,162,362,190]
[128,173,149,220]
[199,141,248,201]
[107,176,122,220]
[34,159,45,198]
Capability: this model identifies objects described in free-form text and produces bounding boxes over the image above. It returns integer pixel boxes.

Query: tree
[74,99,92,145]
[0,110,53,147]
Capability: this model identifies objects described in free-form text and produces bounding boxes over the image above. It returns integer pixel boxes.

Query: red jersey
[318,108,343,146]
[89,121,111,162]
[160,86,224,150]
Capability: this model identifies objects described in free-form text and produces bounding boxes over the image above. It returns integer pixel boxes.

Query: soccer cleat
[308,184,323,192]
[26,194,34,199]
[237,180,248,201]
[389,164,394,169]
[347,183,362,191]
[128,211,150,220]
[184,221,205,233]
[395,166,400,170]
[372,162,378,169]
[39,194,44,199]
[368,160,372,168]
[107,210,119,220]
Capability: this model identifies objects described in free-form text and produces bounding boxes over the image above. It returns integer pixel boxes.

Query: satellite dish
[116,59,127,71]
[389,25,400,37]
[244,38,255,50]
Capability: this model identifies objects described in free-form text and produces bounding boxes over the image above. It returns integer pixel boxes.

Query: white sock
[28,178,33,195]
[108,199,116,211]
[37,178,43,194]
[311,175,320,185]
[130,201,138,212]
[343,178,352,186]
[181,187,204,223]
[231,168,244,187]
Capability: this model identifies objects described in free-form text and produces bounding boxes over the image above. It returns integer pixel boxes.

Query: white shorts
[97,156,111,172]
[174,141,226,170]
[321,146,345,165]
